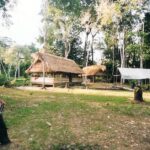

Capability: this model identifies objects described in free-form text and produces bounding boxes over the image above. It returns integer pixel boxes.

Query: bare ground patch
[16,86,150,101]
[68,104,150,150]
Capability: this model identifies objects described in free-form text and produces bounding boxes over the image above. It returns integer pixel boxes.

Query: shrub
[0,74,10,86]
[10,78,30,87]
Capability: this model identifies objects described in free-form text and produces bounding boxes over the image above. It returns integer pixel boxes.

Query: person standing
[0,99,11,145]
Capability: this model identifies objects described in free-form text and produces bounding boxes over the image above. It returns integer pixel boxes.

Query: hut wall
[31,77,54,85]
[54,77,69,83]
[72,78,82,83]
[31,77,69,85]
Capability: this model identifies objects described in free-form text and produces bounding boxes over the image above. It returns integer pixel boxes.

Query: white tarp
[118,68,150,79]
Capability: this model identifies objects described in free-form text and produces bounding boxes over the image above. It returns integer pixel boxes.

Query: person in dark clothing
[0,100,11,145]
[134,85,144,102]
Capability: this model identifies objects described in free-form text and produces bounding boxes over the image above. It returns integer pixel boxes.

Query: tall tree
[0,0,16,25]
[3,45,36,79]
[41,0,84,58]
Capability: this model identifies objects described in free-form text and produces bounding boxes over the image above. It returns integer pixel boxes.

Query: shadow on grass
[50,144,102,150]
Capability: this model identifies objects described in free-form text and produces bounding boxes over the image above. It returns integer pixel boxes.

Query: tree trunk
[7,65,12,79]
[64,41,68,58]
[14,67,18,80]
[86,50,90,67]
[0,63,1,74]
[90,30,98,65]
[83,32,89,66]
[134,85,144,102]
[0,60,7,78]
[140,55,143,68]
[65,42,71,58]
[140,21,144,68]
[18,61,20,78]
[112,46,115,75]
[91,35,94,65]
[119,29,126,84]
[120,42,125,68]
[42,61,46,89]
[119,28,126,68]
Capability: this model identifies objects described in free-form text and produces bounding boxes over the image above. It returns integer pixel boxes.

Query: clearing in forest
[0,87,150,150]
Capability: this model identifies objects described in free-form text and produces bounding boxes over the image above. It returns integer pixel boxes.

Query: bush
[0,74,10,86]
[10,78,30,87]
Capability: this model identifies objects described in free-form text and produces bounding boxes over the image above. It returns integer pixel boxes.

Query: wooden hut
[82,65,106,83]
[26,52,83,87]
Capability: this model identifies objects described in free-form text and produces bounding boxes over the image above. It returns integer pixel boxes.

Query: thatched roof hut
[26,52,83,74]
[26,52,83,86]
[82,65,106,76]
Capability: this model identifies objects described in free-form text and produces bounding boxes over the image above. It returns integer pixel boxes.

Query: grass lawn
[0,87,150,150]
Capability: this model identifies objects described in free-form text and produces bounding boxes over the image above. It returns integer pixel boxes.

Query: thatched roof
[26,52,83,74]
[82,65,106,76]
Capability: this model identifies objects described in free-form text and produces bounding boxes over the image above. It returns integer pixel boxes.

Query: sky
[0,0,43,46]
[80,31,106,63]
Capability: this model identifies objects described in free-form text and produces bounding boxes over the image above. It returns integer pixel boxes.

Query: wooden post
[93,76,95,83]
[53,73,55,88]
[120,76,123,87]
[85,76,88,89]
[65,83,68,88]
[42,61,46,89]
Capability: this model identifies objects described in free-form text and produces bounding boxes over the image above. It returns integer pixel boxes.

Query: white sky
[80,31,106,63]
[0,0,43,46]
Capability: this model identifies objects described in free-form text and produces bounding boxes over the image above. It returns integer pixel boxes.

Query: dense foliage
[0,40,38,85]
[40,0,150,71]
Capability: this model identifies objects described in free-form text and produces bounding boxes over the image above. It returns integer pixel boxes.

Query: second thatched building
[82,65,106,83]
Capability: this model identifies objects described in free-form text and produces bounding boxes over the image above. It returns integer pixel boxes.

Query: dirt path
[17,86,150,101]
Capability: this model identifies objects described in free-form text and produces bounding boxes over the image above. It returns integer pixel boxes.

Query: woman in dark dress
[0,100,11,145]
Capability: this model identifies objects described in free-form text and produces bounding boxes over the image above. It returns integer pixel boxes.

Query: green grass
[0,88,150,150]
[78,94,128,104]
[104,104,150,116]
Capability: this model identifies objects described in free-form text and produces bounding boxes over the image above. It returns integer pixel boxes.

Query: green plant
[10,77,30,87]
[0,74,10,86]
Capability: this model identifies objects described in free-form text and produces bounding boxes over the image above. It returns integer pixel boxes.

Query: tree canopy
[1,0,150,83]
[40,0,150,71]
